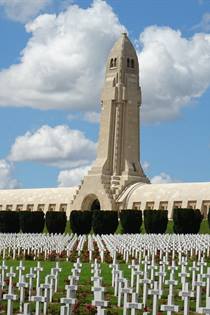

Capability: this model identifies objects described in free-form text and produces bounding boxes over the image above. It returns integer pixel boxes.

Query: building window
[133,202,141,210]
[173,201,182,209]
[187,200,197,209]
[48,204,56,211]
[6,205,12,211]
[127,58,130,67]
[16,204,23,211]
[132,162,136,172]
[131,59,134,68]
[37,204,45,211]
[159,201,168,210]
[27,204,34,211]
[145,202,155,210]
[60,204,67,212]
[0,205,2,210]
[114,58,117,67]
[201,200,210,218]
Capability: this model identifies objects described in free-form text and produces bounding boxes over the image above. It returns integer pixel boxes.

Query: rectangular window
[145,202,154,210]
[6,205,13,211]
[159,201,168,210]
[59,204,67,212]
[48,204,56,211]
[132,202,141,210]
[27,204,34,211]
[187,200,197,209]
[0,205,2,210]
[37,204,45,211]
[201,200,210,218]
[173,201,182,209]
[16,204,23,211]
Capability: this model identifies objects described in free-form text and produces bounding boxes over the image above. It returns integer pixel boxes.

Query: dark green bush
[173,208,203,234]
[46,211,67,234]
[144,210,168,234]
[19,211,45,233]
[120,210,142,234]
[92,210,118,235]
[70,210,92,234]
[0,211,20,233]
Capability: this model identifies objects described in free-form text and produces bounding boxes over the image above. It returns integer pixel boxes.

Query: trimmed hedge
[0,211,20,233]
[173,208,203,234]
[92,210,118,235]
[120,210,142,234]
[19,211,45,233]
[144,210,168,234]
[46,211,67,234]
[70,210,92,235]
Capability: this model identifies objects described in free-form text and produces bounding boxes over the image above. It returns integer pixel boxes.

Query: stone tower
[71,33,149,211]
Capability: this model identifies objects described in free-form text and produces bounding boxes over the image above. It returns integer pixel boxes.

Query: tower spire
[71,34,149,211]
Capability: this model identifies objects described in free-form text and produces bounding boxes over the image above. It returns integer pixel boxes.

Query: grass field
[0,259,208,315]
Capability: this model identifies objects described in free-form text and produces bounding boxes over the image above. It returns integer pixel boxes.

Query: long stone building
[0,33,210,218]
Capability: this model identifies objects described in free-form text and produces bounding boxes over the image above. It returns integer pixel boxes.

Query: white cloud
[0,0,51,22]
[150,172,179,184]
[138,26,210,122]
[0,2,209,124]
[58,165,91,187]
[0,0,125,110]
[192,12,210,32]
[0,160,19,189]
[83,111,100,124]
[9,125,96,168]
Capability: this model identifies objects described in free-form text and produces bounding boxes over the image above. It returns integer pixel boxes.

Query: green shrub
[92,210,118,235]
[144,210,168,234]
[0,211,20,233]
[120,210,142,234]
[173,208,203,234]
[19,211,45,233]
[70,210,92,234]
[46,211,67,234]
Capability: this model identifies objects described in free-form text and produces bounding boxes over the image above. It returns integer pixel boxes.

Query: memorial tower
[71,33,149,211]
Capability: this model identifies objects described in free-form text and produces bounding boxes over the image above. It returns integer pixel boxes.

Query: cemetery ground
[0,256,208,314]
[1,233,210,314]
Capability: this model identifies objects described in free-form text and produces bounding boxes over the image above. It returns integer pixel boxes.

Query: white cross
[16,274,28,313]
[179,282,194,315]
[3,267,17,315]
[161,294,179,315]
[194,274,205,313]
[125,292,142,315]
[148,281,162,315]
[31,287,47,315]
[26,267,36,299]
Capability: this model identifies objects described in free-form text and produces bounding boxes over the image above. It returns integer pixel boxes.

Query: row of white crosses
[1,233,210,262]
[60,258,81,315]
[91,259,108,314]
[0,260,62,315]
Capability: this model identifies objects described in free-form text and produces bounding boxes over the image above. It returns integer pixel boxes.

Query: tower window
[127,58,130,67]
[110,58,114,68]
[114,58,117,67]
[131,59,134,68]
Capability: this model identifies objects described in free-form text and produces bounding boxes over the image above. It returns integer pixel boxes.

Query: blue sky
[0,0,210,189]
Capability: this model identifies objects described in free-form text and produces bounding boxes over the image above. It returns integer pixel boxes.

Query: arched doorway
[90,199,100,211]
[81,194,101,211]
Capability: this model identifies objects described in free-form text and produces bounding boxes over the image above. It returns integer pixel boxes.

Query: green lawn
[0,259,208,314]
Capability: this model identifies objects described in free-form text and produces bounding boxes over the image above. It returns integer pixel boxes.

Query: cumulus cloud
[83,111,100,124]
[58,165,91,187]
[192,12,210,32]
[138,26,210,122]
[0,2,209,124]
[150,172,179,184]
[142,161,150,172]
[0,0,125,110]
[9,125,96,168]
[0,0,51,22]
[0,160,19,189]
